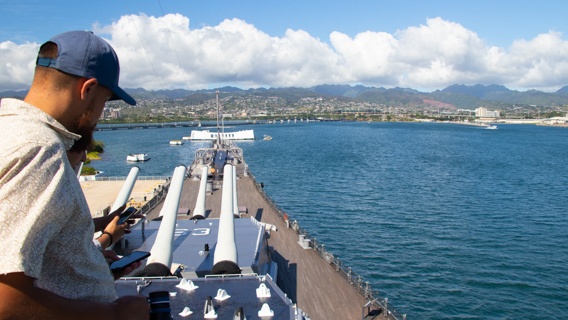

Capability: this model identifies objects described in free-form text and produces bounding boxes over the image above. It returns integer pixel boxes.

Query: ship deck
[82,160,392,320]
[142,165,388,320]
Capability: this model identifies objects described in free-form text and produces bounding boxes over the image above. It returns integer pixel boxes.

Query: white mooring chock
[215,288,231,301]
[176,278,199,292]
[179,307,193,317]
[258,303,274,317]
[256,283,271,298]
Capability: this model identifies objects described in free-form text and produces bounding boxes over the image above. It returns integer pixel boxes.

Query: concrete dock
[81,179,166,217]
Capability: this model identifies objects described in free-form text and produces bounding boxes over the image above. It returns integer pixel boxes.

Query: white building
[100,108,122,119]
[475,107,500,118]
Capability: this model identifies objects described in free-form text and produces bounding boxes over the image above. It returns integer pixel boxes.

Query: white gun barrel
[192,166,208,219]
[212,164,240,274]
[110,166,140,211]
[144,165,186,275]
[232,164,239,217]
[74,160,84,179]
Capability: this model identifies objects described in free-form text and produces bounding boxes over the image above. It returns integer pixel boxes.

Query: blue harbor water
[93,122,568,319]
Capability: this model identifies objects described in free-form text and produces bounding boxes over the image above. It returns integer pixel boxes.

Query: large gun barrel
[232,164,239,217]
[137,165,186,276]
[191,166,208,219]
[110,166,140,211]
[212,164,240,274]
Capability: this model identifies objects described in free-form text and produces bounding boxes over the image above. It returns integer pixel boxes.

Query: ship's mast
[220,93,225,136]
[216,90,221,145]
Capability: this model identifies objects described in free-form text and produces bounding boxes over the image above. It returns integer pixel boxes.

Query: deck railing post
[141,215,145,237]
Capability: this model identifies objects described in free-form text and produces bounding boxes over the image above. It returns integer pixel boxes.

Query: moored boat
[126,153,150,162]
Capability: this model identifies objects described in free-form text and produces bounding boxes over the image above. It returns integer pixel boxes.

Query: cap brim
[110,86,136,106]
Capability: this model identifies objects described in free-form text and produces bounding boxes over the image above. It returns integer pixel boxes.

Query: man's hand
[102,250,142,279]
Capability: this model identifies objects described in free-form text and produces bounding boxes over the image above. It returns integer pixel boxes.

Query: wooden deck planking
[236,173,373,320]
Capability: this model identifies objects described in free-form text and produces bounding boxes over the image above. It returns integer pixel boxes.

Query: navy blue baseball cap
[36,30,136,106]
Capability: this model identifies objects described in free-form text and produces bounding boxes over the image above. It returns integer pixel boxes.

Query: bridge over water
[95,121,266,131]
[94,118,338,131]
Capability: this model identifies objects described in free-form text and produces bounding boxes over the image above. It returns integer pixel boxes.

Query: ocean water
[93,122,568,319]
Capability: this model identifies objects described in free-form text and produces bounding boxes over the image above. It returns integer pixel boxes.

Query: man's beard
[70,110,96,152]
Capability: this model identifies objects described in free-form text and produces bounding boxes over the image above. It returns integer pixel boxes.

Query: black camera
[148,291,171,320]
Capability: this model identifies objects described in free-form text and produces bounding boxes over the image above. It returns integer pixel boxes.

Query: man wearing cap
[0,31,149,319]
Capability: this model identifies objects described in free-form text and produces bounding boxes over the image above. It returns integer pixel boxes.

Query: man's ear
[79,78,99,101]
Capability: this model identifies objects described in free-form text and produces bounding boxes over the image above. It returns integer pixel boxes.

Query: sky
[1,0,568,93]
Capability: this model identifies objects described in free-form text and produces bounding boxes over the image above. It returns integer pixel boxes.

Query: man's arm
[0,273,149,320]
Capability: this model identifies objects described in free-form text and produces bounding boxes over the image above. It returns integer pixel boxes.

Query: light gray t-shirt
[0,98,117,302]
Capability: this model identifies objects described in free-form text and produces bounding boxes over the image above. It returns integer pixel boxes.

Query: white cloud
[330,30,398,83]
[0,41,38,91]
[505,32,568,90]
[1,15,568,92]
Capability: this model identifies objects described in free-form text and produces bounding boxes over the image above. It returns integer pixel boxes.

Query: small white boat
[126,153,150,162]
[263,135,273,141]
[484,124,498,130]
[169,140,183,145]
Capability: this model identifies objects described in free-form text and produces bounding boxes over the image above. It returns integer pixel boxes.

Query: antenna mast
[216,91,221,145]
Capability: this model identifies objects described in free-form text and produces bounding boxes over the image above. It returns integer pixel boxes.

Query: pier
[81,177,167,217]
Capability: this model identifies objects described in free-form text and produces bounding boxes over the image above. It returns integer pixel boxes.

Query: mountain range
[3,84,568,109]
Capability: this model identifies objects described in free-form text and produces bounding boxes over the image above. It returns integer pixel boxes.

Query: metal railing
[93,175,170,182]
[136,178,171,218]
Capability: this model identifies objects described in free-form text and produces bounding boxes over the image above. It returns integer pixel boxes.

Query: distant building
[101,108,122,119]
[475,107,500,118]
